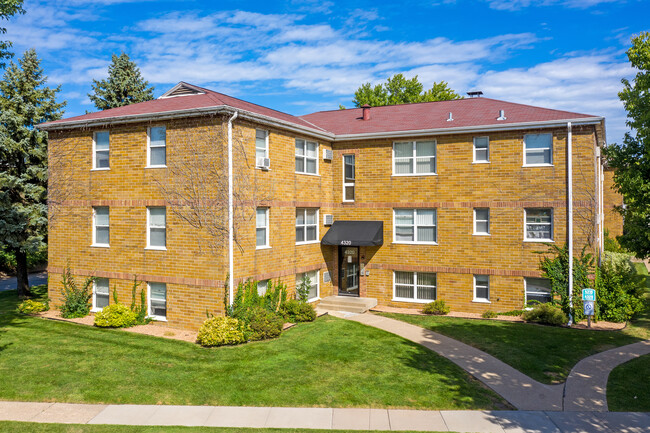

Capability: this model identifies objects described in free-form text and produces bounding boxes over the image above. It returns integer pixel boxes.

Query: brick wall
[603,168,624,238]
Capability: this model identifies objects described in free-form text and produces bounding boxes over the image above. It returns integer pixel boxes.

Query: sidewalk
[1,401,649,432]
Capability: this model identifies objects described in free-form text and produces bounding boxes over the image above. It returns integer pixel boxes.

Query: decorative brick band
[244,262,329,283]
[366,263,543,278]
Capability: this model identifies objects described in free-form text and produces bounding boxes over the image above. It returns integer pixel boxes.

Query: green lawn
[0,290,507,410]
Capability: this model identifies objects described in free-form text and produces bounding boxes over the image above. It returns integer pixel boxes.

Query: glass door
[339,246,360,296]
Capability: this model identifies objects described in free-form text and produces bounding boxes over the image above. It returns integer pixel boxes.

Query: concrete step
[317,296,377,314]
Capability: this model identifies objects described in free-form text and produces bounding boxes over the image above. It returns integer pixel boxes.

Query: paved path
[1,401,649,432]
[0,271,47,292]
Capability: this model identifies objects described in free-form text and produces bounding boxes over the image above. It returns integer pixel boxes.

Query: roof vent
[447,112,453,122]
[467,91,483,98]
[362,104,371,121]
[497,110,507,121]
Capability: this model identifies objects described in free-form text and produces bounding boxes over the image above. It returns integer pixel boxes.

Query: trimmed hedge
[197,317,248,347]
[422,300,450,315]
[280,299,316,323]
[94,304,138,328]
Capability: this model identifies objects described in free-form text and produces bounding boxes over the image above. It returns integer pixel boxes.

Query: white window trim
[92,130,110,171]
[343,154,355,203]
[392,140,437,176]
[295,208,320,245]
[147,282,167,321]
[473,208,490,236]
[256,207,270,249]
[473,136,490,164]
[91,207,110,247]
[523,133,554,167]
[91,278,110,312]
[297,270,320,303]
[393,209,438,245]
[146,207,167,250]
[392,271,437,303]
[146,126,167,169]
[295,139,319,175]
[473,275,490,303]
[524,208,554,243]
[255,129,269,168]
[524,277,553,306]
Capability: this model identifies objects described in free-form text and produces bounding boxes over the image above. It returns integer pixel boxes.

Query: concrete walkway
[1,401,650,432]
[0,271,47,292]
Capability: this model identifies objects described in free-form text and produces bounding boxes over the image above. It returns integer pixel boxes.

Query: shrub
[501,309,525,316]
[596,252,645,322]
[296,274,311,302]
[60,265,95,318]
[280,299,316,322]
[17,299,47,314]
[422,300,450,315]
[246,306,284,341]
[522,303,568,326]
[227,279,288,319]
[197,316,248,347]
[604,229,628,254]
[94,304,138,328]
[482,310,497,319]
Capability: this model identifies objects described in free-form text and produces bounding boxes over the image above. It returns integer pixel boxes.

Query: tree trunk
[15,249,30,298]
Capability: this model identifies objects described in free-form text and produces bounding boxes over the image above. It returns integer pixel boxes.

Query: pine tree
[0,0,24,68]
[88,53,154,110]
[0,49,65,296]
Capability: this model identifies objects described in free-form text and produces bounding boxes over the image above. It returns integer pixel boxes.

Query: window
[256,129,269,164]
[394,271,436,302]
[296,208,318,243]
[295,139,318,174]
[394,209,437,244]
[93,131,110,169]
[147,207,166,249]
[257,279,269,296]
[473,136,489,163]
[393,141,436,175]
[148,282,167,320]
[525,208,553,241]
[343,154,355,202]
[93,207,110,246]
[474,275,490,302]
[525,277,552,305]
[474,208,490,235]
[93,278,110,311]
[256,207,269,248]
[524,133,552,165]
[148,126,166,167]
[296,270,319,301]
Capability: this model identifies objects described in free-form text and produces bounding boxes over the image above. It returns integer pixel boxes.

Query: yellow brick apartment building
[40,82,613,330]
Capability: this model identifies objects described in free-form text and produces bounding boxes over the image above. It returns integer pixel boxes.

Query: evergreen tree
[351,73,461,108]
[88,52,154,110]
[0,49,65,296]
[0,0,24,68]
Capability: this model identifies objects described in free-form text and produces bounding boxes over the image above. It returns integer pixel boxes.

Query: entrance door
[339,246,360,297]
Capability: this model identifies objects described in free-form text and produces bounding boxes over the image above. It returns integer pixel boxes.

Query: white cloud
[486,0,617,10]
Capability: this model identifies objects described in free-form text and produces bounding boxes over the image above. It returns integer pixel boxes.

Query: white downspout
[596,146,603,265]
[228,110,238,306]
[567,122,574,326]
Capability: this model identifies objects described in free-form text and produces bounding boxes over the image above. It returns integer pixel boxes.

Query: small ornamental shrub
[247,307,284,341]
[422,300,450,315]
[17,299,47,314]
[296,274,311,302]
[280,299,316,323]
[596,252,645,322]
[501,309,525,317]
[197,316,248,347]
[60,265,95,318]
[522,303,568,326]
[481,310,498,319]
[94,304,138,328]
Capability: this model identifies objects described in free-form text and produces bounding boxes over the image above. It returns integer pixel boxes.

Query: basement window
[393,271,437,302]
[296,270,319,301]
[525,208,553,242]
[148,282,167,320]
[92,278,110,311]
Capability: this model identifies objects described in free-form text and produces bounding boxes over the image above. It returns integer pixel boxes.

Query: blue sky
[5,0,649,142]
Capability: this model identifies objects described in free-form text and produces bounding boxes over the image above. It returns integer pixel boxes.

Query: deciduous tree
[351,73,461,108]
[0,0,24,68]
[88,52,154,110]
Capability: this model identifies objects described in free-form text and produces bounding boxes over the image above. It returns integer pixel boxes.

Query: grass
[0,290,507,410]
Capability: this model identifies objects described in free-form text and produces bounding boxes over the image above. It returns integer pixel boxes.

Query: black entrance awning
[321,221,383,246]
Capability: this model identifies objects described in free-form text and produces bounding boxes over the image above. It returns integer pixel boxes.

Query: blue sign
[582,288,596,301]
[583,300,595,316]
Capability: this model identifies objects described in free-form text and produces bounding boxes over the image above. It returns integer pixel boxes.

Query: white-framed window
[296,208,319,244]
[92,206,110,246]
[473,136,489,163]
[148,282,167,320]
[525,277,552,305]
[343,154,355,202]
[525,208,553,241]
[92,278,110,311]
[256,207,269,248]
[93,131,110,169]
[474,275,490,302]
[394,209,437,244]
[296,270,319,302]
[147,126,166,167]
[295,139,318,174]
[147,207,167,249]
[256,129,269,164]
[393,140,436,175]
[474,208,490,235]
[524,133,552,166]
[393,271,437,302]
[257,279,269,296]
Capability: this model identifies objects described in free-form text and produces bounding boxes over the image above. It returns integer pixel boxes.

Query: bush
[60,265,95,318]
[246,307,284,341]
[227,279,288,319]
[280,299,316,322]
[500,309,525,316]
[482,310,497,319]
[0,245,47,274]
[522,303,568,326]
[422,300,450,315]
[596,252,645,322]
[604,230,628,254]
[197,316,248,347]
[17,299,47,314]
[94,304,138,328]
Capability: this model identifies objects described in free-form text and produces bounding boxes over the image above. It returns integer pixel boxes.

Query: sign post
[582,288,596,328]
